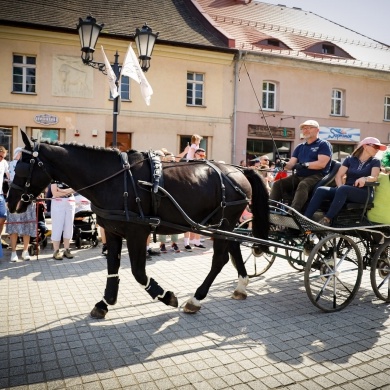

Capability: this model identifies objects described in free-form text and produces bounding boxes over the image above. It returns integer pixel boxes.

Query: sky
[260,0,389,45]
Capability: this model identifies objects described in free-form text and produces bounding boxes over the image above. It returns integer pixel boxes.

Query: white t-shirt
[0,159,9,195]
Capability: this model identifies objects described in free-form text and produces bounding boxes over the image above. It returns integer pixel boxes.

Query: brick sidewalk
[1,236,390,389]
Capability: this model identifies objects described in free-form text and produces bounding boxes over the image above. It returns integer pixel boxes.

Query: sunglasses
[367,144,381,150]
[196,154,206,158]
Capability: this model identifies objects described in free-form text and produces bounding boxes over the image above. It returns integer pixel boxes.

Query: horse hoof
[169,294,179,308]
[183,302,201,314]
[90,306,108,319]
[232,291,247,300]
[158,291,178,308]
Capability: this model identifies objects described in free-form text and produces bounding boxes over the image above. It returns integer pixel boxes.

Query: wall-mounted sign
[248,125,295,139]
[319,127,360,142]
[34,114,59,126]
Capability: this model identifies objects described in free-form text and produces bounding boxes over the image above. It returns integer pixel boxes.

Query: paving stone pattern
[1,236,390,389]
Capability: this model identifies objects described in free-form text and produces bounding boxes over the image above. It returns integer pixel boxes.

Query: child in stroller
[73,194,99,248]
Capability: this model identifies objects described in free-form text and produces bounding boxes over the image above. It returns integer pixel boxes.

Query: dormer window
[267,39,280,47]
[256,38,291,50]
[305,41,354,59]
[322,44,335,55]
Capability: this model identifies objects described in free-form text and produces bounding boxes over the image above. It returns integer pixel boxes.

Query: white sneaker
[22,250,30,261]
[10,252,18,262]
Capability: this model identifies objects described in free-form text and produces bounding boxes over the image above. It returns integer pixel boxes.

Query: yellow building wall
[0,26,235,162]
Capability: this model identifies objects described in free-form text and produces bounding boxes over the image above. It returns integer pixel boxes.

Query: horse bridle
[10,143,53,203]
[10,141,145,205]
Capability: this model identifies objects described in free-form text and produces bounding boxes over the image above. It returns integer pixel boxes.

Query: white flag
[121,44,153,106]
[101,46,119,99]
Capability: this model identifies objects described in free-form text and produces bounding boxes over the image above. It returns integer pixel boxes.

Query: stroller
[28,199,49,256]
[73,210,99,248]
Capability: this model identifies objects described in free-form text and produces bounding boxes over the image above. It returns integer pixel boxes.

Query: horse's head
[7,131,52,213]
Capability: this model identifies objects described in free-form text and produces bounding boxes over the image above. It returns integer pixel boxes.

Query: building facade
[1,0,390,164]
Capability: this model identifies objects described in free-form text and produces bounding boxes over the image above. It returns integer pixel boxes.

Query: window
[179,135,208,157]
[331,89,343,116]
[385,96,390,121]
[246,139,291,164]
[267,39,280,47]
[187,72,204,106]
[32,128,60,142]
[120,75,130,100]
[262,82,276,110]
[110,71,130,100]
[13,55,36,93]
[0,127,12,158]
[322,44,335,55]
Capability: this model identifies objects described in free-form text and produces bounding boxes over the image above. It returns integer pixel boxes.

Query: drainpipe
[232,52,239,164]
[232,51,245,165]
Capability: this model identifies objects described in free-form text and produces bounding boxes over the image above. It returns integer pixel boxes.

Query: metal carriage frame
[231,200,390,313]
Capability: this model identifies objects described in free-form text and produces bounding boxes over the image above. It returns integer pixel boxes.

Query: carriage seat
[331,182,378,226]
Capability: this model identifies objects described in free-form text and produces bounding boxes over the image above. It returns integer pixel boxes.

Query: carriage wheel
[287,234,322,271]
[304,233,363,312]
[370,239,390,302]
[232,219,276,278]
[286,249,306,271]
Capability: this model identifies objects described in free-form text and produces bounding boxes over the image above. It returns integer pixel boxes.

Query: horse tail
[243,169,269,245]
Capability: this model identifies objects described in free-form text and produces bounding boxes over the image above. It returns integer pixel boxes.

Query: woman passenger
[304,137,385,226]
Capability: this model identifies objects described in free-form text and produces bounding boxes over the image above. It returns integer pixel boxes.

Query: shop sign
[248,124,295,139]
[34,114,59,126]
[319,127,360,142]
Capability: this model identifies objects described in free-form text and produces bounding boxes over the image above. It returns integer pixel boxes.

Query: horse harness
[12,143,249,236]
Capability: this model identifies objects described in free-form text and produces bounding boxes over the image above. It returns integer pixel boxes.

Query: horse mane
[38,139,145,160]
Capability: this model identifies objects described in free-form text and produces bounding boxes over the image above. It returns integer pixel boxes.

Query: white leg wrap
[236,275,249,294]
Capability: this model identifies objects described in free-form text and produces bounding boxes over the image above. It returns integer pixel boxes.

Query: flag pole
[112,51,121,148]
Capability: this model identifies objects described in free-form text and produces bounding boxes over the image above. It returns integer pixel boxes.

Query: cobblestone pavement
[1,236,390,389]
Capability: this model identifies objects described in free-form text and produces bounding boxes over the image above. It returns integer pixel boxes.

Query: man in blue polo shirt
[270,120,332,212]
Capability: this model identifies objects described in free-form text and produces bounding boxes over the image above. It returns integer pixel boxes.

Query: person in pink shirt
[186,134,202,161]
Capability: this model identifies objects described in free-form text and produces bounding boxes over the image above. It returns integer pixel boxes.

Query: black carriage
[233,196,390,313]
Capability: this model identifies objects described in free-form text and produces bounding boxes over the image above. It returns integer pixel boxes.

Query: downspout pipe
[232,50,245,165]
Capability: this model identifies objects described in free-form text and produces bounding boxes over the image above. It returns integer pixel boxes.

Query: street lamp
[76,15,158,147]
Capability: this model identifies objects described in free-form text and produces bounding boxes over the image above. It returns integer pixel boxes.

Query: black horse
[8,131,269,318]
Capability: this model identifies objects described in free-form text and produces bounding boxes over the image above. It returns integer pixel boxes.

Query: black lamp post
[76,15,158,147]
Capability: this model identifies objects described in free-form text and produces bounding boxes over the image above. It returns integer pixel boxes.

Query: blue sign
[319,127,360,142]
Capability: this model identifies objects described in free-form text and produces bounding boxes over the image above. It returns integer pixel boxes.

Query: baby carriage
[73,210,99,248]
[28,199,49,256]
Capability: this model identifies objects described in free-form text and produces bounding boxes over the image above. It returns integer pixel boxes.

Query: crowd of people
[2,123,390,262]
